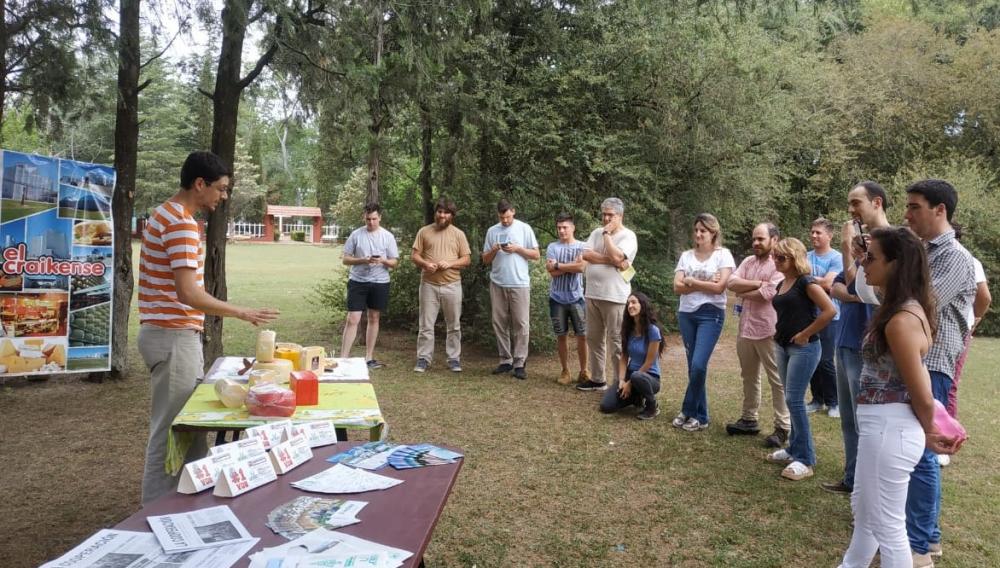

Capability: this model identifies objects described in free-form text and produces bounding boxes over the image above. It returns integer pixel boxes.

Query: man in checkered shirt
[901,179,976,566]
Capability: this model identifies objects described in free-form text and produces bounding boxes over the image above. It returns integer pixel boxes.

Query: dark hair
[497,199,514,213]
[435,196,457,216]
[180,151,231,190]
[555,212,574,224]
[811,217,835,235]
[866,227,937,357]
[620,291,666,358]
[762,222,779,239]
[857,180,891,210]
[364,203,381,216]
[906,179,958,222]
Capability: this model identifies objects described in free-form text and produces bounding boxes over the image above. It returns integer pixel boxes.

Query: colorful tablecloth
[166,382,384,474]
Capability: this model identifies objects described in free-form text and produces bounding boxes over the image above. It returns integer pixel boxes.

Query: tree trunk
[0,0,7,145]
[418,101,433,225]
[108,0,140,379]
[202,0,253,365]
[365,0,385,207]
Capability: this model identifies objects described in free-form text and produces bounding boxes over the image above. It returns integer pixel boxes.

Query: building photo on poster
[0,150,115,376]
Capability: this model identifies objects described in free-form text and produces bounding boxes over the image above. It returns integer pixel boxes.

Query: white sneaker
[781,460,814,481]
[681,418,708,432]
[828,406,841,418]
[938,454,951,467]
[671,413,687,428]
[767,449,793,464]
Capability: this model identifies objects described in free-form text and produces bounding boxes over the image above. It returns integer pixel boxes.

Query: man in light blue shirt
[806,217,843,417]
[482,199,540,379]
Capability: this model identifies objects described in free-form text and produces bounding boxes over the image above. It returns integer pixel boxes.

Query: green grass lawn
[1,198,55,222]
[2,242,997,567]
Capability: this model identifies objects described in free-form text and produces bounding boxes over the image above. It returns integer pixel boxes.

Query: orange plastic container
[289,370,319,406]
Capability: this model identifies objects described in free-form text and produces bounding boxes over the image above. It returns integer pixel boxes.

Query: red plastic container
[289,370,319,406]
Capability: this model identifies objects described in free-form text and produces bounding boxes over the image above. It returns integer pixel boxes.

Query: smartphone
[852,219,867,252]
[371,255,381,259]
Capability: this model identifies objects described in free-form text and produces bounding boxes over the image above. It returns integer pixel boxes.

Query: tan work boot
[558,369,573,385]
[912,552,935,568]
[577,369,591,384]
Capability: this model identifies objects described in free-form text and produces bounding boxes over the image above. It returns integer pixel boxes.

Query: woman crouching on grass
[767,237,836,481]
[838,227,961,568]
[599,291,664,420]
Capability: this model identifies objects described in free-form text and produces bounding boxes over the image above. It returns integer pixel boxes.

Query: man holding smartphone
[482,199,540,379]
[341,203,400,368]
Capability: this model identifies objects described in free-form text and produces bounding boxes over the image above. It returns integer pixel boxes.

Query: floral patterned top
[856,300,929,405]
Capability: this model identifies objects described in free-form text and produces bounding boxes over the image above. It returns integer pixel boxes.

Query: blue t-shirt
[808,249,843,320]
[483,219,539,287]
[835,269,874,351]
[626,324,662,378]
[546,240,586,304]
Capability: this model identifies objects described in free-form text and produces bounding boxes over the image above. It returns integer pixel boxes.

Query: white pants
[839,404,925,568]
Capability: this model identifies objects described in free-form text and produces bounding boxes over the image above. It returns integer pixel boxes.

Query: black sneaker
[725,418,760,436]
[512,367,527,380]
[821,480,852,495]
[491,363,514,375]
[637,401,660,420]
[575,380,608,392]
[366,359,385,369]
[763,428,789,448]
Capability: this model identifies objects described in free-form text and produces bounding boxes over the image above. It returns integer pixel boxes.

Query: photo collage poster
[0,150,115,376]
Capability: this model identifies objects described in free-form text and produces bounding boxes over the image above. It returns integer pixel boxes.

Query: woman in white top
[672,213,735,432]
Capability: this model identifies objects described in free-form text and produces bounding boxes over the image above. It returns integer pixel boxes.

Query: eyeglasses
[773,254,788,263]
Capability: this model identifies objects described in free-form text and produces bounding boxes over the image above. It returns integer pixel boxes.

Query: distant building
[3,164,56,202]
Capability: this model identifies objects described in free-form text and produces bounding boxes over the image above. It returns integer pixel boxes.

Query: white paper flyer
[147,505,255,553]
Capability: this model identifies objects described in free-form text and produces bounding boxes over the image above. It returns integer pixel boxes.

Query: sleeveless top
[856,300,931,405]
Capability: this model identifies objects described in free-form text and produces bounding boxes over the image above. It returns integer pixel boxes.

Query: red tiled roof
[266,205,323,217]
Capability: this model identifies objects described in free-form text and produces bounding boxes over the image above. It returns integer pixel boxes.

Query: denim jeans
[836,346,863,489]
[599,370,661,413]
[776,340,821,466]
[809,319,841,407]
[906,370,953,553]
[677,304,724,424]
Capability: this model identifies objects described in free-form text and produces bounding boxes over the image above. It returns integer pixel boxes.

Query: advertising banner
[0,150,115,376]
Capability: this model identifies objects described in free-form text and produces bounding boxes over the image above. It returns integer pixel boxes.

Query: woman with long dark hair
[766,237,836,481]
[839,227,961,568]
[599,291,665,420]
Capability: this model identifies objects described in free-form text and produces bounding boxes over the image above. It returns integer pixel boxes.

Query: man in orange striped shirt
[137,151,278,504]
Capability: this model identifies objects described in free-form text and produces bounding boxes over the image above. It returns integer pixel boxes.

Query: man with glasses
[340,204,400,368]
[576,198,638,392]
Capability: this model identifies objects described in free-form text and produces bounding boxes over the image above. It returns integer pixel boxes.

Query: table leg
[336,427,347,441]
[214,430,230,446]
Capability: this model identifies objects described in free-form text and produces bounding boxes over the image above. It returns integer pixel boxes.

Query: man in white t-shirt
[340,204,400,368]
[576,197,638,392]
[482,199,540,380]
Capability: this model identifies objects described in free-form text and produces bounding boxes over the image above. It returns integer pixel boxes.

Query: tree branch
[140,22,187,70]
[237,42,279,89]
[277,39,346,78]
[198,87,214,99]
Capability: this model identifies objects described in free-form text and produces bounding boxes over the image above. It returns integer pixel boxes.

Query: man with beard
[411,197,472,373]
[724,223,789,447]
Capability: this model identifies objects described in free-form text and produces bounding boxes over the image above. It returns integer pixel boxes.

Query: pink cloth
[948,333,972,417]
[733,255,783,341]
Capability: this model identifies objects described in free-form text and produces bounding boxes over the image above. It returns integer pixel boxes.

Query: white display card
[213,454,278,498]
[298,420,340,448]
[209,436,268,462]
[177,452,235,494]
[268,432,314,475]
[245,420,294,450]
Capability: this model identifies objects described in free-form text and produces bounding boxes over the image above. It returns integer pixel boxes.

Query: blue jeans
[836,346,863,489]
[906,370,953,553]
[809,320,841,407]
[677,305,724,424]
[776,341,821,466]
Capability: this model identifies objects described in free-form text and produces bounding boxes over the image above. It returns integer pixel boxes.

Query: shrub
[291,231,306,242]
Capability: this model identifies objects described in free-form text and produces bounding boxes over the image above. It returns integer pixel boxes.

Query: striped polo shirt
[138,201,205,330]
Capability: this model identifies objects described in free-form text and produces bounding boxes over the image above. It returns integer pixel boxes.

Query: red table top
[115,442,463,567]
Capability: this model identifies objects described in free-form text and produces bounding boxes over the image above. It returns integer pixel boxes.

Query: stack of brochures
[247,528,413,568]
[266,497,367,539]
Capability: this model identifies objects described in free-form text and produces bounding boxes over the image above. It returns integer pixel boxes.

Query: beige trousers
[585,298,626,384]
[737,336,790,430]
[490,283,531,367]
[417,280,463,363]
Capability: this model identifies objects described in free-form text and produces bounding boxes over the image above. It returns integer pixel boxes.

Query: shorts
[347,280,390,312]
[549,297,586,336]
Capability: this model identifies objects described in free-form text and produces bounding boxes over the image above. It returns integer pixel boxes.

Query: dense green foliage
[2,0,1000,337]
